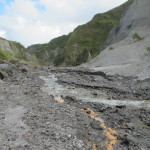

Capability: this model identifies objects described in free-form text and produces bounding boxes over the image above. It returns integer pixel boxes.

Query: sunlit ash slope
[28,1,131,66]
[84,0,150,80]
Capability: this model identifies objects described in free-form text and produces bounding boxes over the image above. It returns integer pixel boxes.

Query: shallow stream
[40,73,150,150]
[40,73,150,109]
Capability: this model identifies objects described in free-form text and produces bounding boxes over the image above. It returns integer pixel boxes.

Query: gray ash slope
[83,0,150,81]
[106,0,150,45]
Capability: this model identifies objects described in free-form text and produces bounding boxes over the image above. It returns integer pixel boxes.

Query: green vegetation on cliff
[65,2,129,65]
[11,41,27,59]
[0,49,16,61]
[28,34,71,65]
[0,38,38,65]
[28,1,131,66]
[0,48,38,66]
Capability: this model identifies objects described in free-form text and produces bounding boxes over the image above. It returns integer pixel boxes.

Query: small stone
[90,121,103,130]
[116,105,126,109]
[68,134,71,138]
[127,123,135,130]
[85,110,91,114]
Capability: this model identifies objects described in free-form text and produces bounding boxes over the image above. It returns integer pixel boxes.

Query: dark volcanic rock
[0,70,4,79]
[90,121,103,130]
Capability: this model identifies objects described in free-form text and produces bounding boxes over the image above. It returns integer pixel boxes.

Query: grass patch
[0,49,16,61]
[147,46,150,51]
[133,33,144,41]
[0,49,39,66]
[19,60,39,66]
[109,47,114,50]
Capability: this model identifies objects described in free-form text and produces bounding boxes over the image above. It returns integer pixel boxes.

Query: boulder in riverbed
[0,64,16,73]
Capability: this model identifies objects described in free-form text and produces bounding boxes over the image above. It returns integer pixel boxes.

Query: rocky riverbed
[0,64,150,150]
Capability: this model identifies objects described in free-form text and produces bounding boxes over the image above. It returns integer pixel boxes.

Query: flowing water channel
[39,73,150,109]
[40,73,150,150]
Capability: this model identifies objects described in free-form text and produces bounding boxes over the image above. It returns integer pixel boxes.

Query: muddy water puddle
[39,73,150,109]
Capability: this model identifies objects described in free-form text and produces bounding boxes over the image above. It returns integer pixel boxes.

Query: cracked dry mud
[0,65,150,150]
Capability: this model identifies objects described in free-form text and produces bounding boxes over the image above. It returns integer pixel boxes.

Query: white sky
[0,0,127,47]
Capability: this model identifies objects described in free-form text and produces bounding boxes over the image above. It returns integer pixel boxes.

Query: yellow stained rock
[83,108,118,150]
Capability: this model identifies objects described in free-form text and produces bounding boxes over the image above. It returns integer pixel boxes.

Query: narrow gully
[39,74,150,109]
[83,108,117,150]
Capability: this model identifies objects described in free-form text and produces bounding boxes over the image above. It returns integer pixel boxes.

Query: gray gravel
[0,65,150,150]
